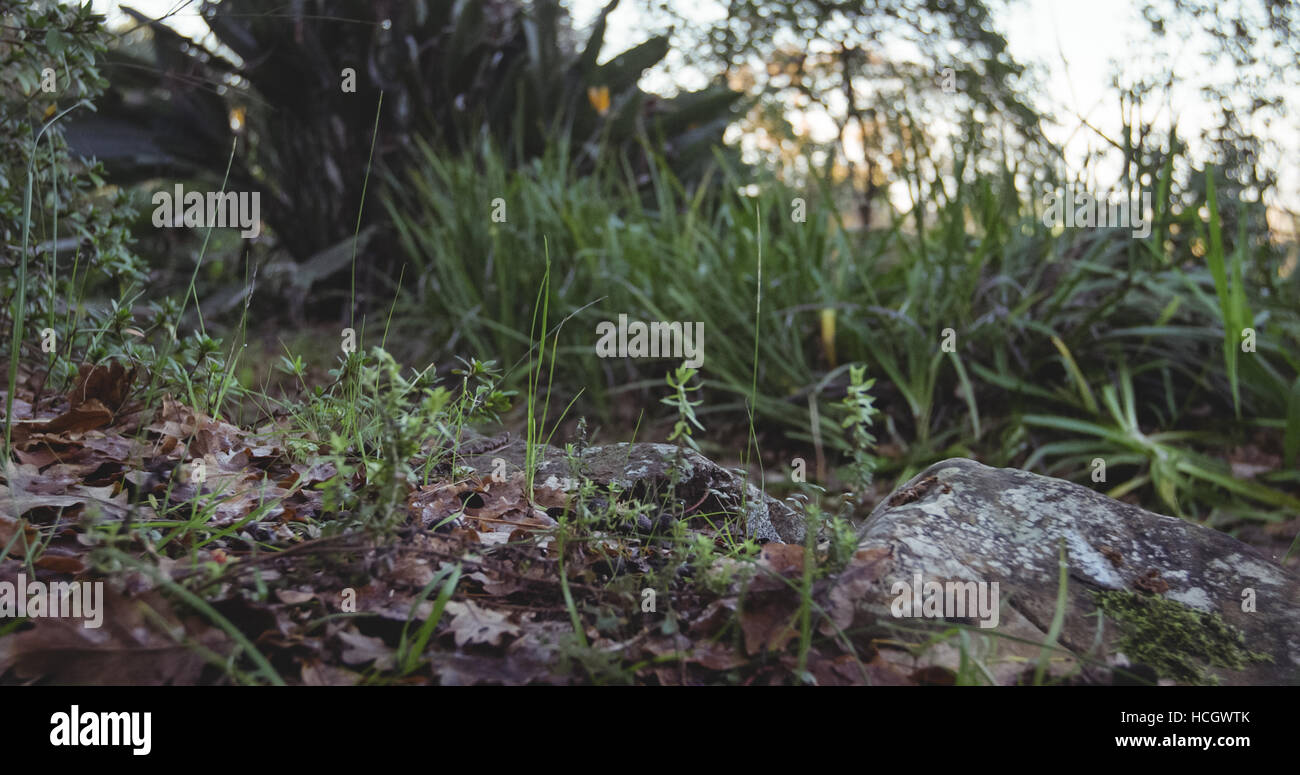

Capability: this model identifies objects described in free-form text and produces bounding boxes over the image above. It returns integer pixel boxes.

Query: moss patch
[1094,590,1272,685]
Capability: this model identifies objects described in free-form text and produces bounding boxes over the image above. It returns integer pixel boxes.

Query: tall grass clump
[384,125,1299,524]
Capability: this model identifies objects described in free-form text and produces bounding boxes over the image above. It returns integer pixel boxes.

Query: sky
[90,0,1298,220]
[574,0,1297,220]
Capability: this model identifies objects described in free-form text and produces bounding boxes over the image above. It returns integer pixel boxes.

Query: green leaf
[45,28,66,57]
[398,563,461,675]
[1050,335,1099,415]
[969,361,1057,401]
[1175,458,1300,512]
[596,35,669,93]
[1283,376,1300,469]
[653,87,743,137]
[1203,172,1241,416]
[446,0,486,77]
[1032,540,1069,685]
[578,0,619,74]
[1021,414,1142,451]
[946,350,981,440]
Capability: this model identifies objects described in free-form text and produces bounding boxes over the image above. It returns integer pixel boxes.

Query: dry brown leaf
[532,479,572,509]
[468,564,527,596]
[432,651,554,686]
[0,465,133,521]
[822,545,893,634]
[300,659,361,686]
[910,665,957,685]
[408,475,558,537]
[275,589,316,605]
[285,460,337,487]
[758,543,805,578]
[407,481,473,529]
[390,556,435,588]
[443,600,521,647]
[33,399,114,434]
[1,396,33,420]
[33,550,86,574]
[336,628,395,670]
[739,595,800,655]
[805,652,871,686]
[690,638,746,670]
[0,588,225,685]
[69,361,137,412]
[0,515,37,554]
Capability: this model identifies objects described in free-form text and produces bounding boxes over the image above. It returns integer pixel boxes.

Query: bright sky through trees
[92,0,1299,221]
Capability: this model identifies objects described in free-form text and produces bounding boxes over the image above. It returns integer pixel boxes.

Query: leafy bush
[65,0,743,296]
[1,2,257,442]
[0,1,149,397]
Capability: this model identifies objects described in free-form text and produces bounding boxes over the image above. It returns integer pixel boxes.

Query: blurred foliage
[8,0,1297,529]
[637,0,1052,228]
[386,127,1300,523]
[65,0,745,297]
[1132,0,1299,250]
[0,0,151,390]
[0,0,255,428]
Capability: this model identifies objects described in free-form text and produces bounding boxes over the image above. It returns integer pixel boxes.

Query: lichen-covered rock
[827,457,1298,685]
[454,438,804,544]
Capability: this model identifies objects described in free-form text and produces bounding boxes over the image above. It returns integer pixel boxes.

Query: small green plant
[823,510,861,575]
[524,246,555,497]
[662,365,705,453]
[317,347,452,535]
[839,364,881,496]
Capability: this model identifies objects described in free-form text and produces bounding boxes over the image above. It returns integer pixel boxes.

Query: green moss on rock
[1094,590,1272,685]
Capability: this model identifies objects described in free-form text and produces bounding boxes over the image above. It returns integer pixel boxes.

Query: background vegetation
[1,0,1298,686]
[6,0,1299,527]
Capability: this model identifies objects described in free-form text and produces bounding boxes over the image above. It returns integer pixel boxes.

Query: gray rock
[452,438,804,544]
[831,457,1298,685]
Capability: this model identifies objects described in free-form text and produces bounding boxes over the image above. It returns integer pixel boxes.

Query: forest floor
[0,360,922,685]
[4,355,1297,685]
